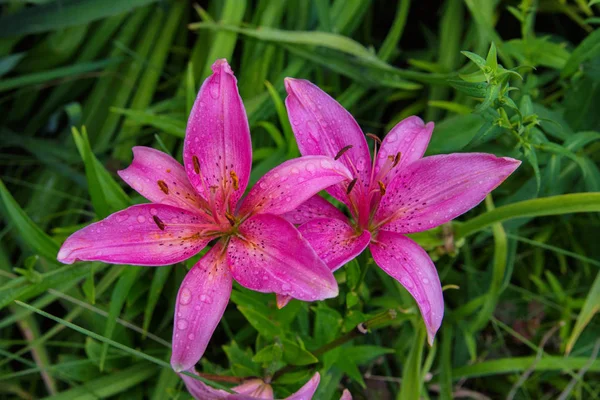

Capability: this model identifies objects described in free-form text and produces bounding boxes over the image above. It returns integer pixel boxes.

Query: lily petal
[340,389,353,400]
[298,218,370,271]
[239,156,352,217]
[184,59,252,213]
[285,372,320,400]
[228,214,338,301]
[171,242,232,372]
[285,78,370,205]
[375,116,434,185]
[118,146,205,213]
[370,231,443,345]
[57,204,212,266]
[232,379,274,399]
[281,195,346,225]
[179,371,230,400]
[375,153,521,233]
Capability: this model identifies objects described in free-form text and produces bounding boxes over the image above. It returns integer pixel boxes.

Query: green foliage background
[1,0,599,398]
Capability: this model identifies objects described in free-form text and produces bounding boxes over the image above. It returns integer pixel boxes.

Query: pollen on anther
[192,155,200,174]
[347,178,358,194]
[157,180,169,194]
[230,170,239,190]
[153,215,165,231]
[393,152,402,167]
[378,180,386,195]
[366,133,381,144]
[334,145,353,160]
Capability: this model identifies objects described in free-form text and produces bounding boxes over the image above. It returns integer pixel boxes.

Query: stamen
[192,155,200,174]
[378,181,386,196]
[334,145,353,160]
[346,178,358,194]
[230,170,239,190]
[157,180,169,194]
[393,152,402,167]
[152,215,165,231]
[225,211,236,226]
[366,133,381,144]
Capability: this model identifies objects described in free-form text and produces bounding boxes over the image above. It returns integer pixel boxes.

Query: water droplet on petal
[188,333,195,340]
[281,283,291,291]
[177,319,189,330]
[137,215,146,223]
[305,163,316,173]
[291,167,300,174]
[210,81,220,99]
[320,160,332,169]
[150,208,158,216]
[422,278,430,284]
[180,287,192,305]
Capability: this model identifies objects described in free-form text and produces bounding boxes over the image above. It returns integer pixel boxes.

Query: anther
[334,145,353,160]
[378,181,386,196]
[366,133,381,144]
[192,155,200,174]
[346,178,358,194]
[225,212,236,226]
[153,215,165,231]
[230,170,239,190]
[157,180,169,194]
[393,152,402,167]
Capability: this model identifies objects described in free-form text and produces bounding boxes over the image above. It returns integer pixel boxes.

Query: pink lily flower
[57,60,353,372]
[180,371,351,400]
[283,78,521,343]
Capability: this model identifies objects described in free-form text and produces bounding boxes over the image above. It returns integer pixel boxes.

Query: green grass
[1,1,599,399]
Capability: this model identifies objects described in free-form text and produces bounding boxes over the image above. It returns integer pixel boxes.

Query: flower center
[336,134,402,230]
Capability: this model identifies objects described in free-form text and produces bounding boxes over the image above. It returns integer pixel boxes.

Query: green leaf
[524,146,541,193]
[0,0,158,37]
[566,271,600,354]
[190,22,387,69]
[280,339,318,366]
[111,108,186,138]
[486,42,498,71]
[237,306,282,339]
[455,193,600,240]
[143,266,172,335]
[100,267,142,371]
[398,326,425,399]
[0,180,59,261]
[448,79,488,98]
[0,58,122,92]
[562,27,600,78]
[72,126,130,218]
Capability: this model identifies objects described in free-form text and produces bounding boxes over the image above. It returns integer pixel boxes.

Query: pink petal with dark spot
[375,153,521,233]
[238,156,352,218]
[370,231,443,345]
[285,78,371,206]
[281,195,346,225]
[183,59,252,214]
[298,218,370,271]
[375,116,434,186]
[228,214,338,301]
[171,242,232,372]
[118,146,206,213]
[57,204,212,266]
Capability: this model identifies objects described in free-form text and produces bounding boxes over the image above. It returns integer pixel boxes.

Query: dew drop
[188,333,195,340]
[210,81,220,99]
[180,287,192,305]
[387,133,398,143]
[137,215,146,223]
[291,167,300,174]
[281,283,291,291]
[320,159,332,169]
[150,208,158,216]
[422,278,430,284]
[305,163,316,173]
[200,294,213,304]
[177,319,189,330]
